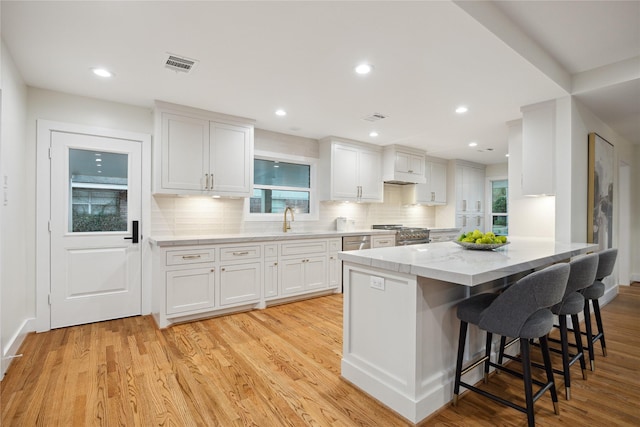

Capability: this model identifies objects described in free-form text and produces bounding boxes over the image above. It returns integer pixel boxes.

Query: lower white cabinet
[152,237,341,328]
[281,256,327,295]
[166,267,215,315]
[219,261,261,306]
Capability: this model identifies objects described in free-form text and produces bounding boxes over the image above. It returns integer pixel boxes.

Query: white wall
[570,97,638,286]
[1,40,29,379]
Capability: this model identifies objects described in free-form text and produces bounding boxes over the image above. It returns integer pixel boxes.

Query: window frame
[243,151,319,221]
[486,176,509,236]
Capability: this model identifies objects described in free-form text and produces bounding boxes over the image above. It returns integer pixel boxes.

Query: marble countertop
[150,229,397,247]
[338,238,598,286]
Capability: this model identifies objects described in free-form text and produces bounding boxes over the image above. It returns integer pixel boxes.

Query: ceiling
[2,1,639,165]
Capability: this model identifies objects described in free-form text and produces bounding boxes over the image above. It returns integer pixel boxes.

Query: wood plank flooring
[2,286,639,426]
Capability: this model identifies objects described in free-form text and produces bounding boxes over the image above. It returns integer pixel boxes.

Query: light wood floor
[2,286,639,426]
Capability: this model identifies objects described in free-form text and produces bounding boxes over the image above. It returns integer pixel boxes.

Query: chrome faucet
[283,206,295,232]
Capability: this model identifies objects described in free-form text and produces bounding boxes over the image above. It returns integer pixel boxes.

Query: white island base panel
[341,263,517,424]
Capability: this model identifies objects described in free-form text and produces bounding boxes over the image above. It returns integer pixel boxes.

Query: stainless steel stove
[372,225,431,246]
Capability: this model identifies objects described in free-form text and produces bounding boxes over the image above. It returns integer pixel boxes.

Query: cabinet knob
[221,267,226,272]
[211,268,215,273]
[274,262,278,266]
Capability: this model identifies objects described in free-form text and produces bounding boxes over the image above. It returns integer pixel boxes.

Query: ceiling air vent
[362,113,388,122]
[164,54,198,73]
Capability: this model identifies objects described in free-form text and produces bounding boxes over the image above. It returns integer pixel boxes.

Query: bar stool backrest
[595,249,618,282]
[565,253,599,295]
[478,263,570,338]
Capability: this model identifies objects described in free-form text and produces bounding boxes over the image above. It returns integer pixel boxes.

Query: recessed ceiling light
[95,158,102,162]
[369,131,379,137]
[505,153,510,157]
[91,67,113,78]
[455,106,468,114]
[355,63,373,75]
[468,142,478,147]
[275,109,287,116]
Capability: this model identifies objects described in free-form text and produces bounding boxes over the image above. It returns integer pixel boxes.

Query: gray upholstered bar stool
[499,253,598,400]
[452,263,570,427]
[581,248,618,370]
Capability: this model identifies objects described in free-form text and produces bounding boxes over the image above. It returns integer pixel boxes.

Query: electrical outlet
[370,276,385,290]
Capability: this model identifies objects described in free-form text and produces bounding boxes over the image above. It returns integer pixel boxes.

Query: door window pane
[69,149,128,232]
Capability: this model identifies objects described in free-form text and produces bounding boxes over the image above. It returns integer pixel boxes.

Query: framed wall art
[587,132,614,250]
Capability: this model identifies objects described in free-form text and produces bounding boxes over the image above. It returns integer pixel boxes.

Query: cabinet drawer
[281,241,327,257]
[373,236,395,248]
[220,245,261,261]
[166,248,215,266]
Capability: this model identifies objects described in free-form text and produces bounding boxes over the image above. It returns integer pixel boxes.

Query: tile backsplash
[152,184,437,236]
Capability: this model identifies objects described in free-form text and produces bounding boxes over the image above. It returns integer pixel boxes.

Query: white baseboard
[631,273,640,282]
[600,284,618,307]
[1,318,35,381]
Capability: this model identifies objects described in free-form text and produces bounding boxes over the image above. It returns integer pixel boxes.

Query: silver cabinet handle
[204,173,209,190]
[476,216,481,226]
[232,251,249,256]
[378,240,389,244]
[182,255,201,260]
[431,191,435,202]
[210,173,214,190]
[408,169,413,173]
[477,201,481,212]
[462,216,467,227]
[462,200,467,211]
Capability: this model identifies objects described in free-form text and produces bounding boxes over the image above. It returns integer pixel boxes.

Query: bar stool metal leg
[593,299,607,357]
[558,315,572,399]
[520,339,535,427]
[453,320,468,405]
[539,335,560,415]
[571,314,588,379]
[583,301,596,371]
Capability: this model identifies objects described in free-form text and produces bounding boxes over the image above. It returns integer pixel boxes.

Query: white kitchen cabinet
[372,234,395,248]
[154,101,254,197]
[151,236,340,328]
[404,157,447,205]
[456,213,485,234]
[280,240,328,295]
[280,256,327,295]
[219,261,261,306]
[382,145,426,184]
[319,137,383,202]
[455,163,485,214]
[328,238,342,290]
[264,244,278,299]
[218,244,262,306]
[521,100,556,196]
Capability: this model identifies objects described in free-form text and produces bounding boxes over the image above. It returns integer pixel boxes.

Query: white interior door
[50,130,142,328]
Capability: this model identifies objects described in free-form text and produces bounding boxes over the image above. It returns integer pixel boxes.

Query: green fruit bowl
[453,241,510,251]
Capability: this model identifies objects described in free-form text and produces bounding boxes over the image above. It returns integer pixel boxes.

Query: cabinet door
[210,121,252,196]
[264,260,279,298]
[328,254,341,289]
[430,162,447,204]
[281,258,305,295]
[304,256,327,291]
[219,262,261,306]
[166,267,215,315]
[468,167,485,213]
[332,144,360,199]
[395,152,424,176]
[358,149,383,202]
[161,113,209,192]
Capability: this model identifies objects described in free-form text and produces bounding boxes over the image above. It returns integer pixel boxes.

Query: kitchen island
[338,238,598,424]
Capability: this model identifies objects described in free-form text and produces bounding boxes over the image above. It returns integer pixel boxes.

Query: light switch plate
[370,275,385,290]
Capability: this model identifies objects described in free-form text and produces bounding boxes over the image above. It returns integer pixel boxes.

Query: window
[490,179,508,235]
[246,155,317,220]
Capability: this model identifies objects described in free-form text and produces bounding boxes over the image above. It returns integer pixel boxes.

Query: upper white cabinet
[521,100,556,196]
[453,161,486,233]
[318,137,383,202]
[154,101,254,197]
[382,145,426,184]
[404,156,447,205]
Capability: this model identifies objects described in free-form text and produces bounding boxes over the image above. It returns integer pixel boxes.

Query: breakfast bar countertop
[338,237,598,286]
